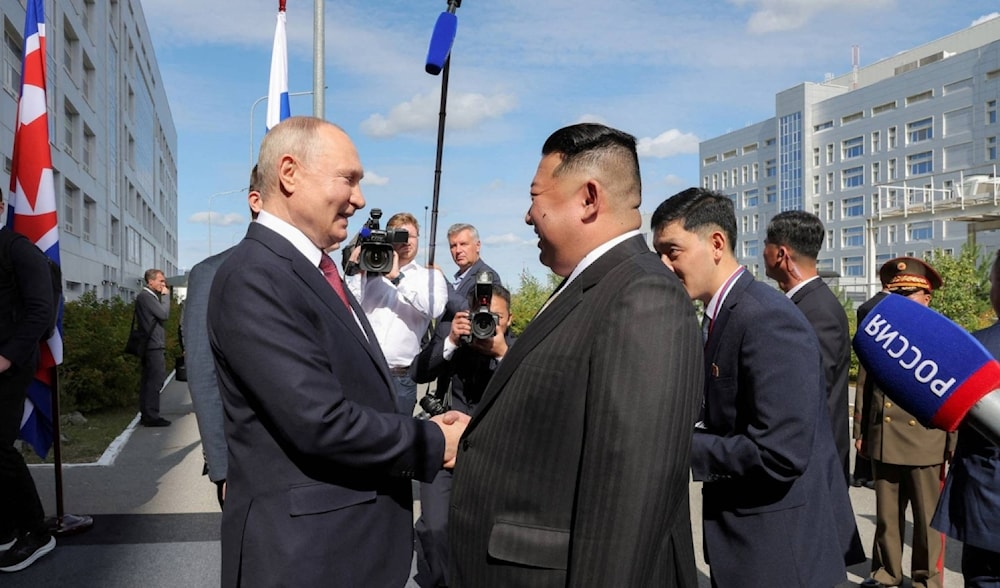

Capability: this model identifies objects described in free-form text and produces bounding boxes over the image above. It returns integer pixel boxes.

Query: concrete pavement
[12,377,967,586]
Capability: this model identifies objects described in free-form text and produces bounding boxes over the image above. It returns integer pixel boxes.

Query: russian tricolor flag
[7,0,62,458]
[266,1,290,130]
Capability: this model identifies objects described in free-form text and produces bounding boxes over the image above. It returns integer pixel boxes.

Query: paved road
[13,378,965,586]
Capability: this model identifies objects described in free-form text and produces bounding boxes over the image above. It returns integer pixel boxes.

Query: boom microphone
[425,11,458,75]
[853,294,1000,446]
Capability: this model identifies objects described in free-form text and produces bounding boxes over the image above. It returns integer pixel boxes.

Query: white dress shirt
[346,259,448,368]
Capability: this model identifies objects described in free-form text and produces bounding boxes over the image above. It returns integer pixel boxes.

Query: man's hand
[854,438,865,458]
[0,354,11,374]
[431,410,471,469]
[470,323,508,359]
[385,251,402,283]
[449,311,472,345]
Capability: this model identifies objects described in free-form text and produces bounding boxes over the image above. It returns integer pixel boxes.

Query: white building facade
[1,0,177,301]
[700,17,1000,302]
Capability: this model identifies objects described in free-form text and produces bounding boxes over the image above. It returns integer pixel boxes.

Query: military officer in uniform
[856,257,956,588]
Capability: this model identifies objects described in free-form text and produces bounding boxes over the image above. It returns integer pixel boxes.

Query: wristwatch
[391,272,404,286]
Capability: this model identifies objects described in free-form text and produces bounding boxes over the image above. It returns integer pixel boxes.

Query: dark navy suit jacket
[208,223,445,588]
[691,271,864,587]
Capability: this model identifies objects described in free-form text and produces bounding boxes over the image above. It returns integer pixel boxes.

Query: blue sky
[140,0,999,287]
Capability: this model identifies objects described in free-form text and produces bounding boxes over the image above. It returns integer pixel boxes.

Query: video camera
[342,209,409,275]
[461,271,498,344]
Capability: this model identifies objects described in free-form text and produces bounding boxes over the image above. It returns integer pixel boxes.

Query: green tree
[509,270,560,336]
[928,242,991,331]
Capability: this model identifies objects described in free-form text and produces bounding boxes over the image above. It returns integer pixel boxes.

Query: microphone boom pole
[426,0,461,268]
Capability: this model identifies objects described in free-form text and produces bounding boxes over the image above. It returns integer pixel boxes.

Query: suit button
[885,401,892,408]
[908,419,916,426]
[884,416,892,423]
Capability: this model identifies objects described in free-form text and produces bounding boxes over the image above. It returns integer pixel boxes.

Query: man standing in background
[763,210,852,485]
[135,268,171,427]
[443,223,502,321]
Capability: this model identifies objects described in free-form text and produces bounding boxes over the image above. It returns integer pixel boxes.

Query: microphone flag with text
[853,294,1000,446]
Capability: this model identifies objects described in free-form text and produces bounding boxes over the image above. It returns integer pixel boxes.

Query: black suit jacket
[692,272,863,586]
[449,235,703,587]
[208,223,445,588]
[791,277,852,484]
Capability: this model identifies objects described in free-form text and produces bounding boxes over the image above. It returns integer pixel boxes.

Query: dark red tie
[319,255,351,310]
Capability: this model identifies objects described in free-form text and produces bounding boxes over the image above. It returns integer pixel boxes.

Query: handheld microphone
[425,11,458,75]
[853,294,1000,446]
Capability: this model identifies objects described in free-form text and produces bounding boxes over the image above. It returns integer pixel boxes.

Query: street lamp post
[249,90,319,167]
[207,187,248,256]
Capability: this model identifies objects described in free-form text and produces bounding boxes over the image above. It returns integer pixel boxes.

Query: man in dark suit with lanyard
[449,123,703,587]
[652,188,863,587]
[763,210,853,485]
[442,223,501,322]
[207,116,466,588]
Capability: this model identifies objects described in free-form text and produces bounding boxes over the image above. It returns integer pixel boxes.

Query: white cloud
[360,91,517,138]
[637,130,701,159]
[728,0,894,34]
[189,212,246,226]
[363,171,390,186]
[662,174,687,187]
[483,232,530,246]
[972,13,1000,27]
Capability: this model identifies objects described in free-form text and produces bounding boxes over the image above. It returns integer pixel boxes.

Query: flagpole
[314,0,325,118]
[48,368,92,535]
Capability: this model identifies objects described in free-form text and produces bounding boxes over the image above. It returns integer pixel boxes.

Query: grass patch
[21,406,138,465]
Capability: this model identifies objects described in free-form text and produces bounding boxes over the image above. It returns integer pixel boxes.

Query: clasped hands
[431,410,470,469]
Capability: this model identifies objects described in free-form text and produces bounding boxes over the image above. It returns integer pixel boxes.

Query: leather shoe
[141,417,171,427]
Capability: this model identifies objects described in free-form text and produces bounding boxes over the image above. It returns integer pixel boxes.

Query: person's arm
[392,266,448,320]
[411,320,452,384]
[183,261,228,483]
[567,270,702,585]
[0,237,53,372]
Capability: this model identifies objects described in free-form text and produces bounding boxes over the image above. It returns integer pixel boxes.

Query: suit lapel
[704,271,753,362]
[470,235,648,425]
[249,224,395,393]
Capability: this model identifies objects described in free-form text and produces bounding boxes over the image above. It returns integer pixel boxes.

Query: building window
[908,221,933,241]
[887,225,897,244]
[906,90,934,105]
[842,111,863,124]
[83,125,95,171]
[988,136,997,161]
[871,161,881,184]
[825,230,834,250]
[908,151,933,176]
[110,216,120,255]
[843,136,864,159]
[889,158,898,180]
[813,175,820,195]
[843,196,864,217]
[63,101,78,156]
[64,180,79,234]
[826,201,834,221]
[813,147,820,166]
[871,131,881,153]
[988,100,997,125]
[826,172,834,192]
[743,239,759,258]
[826,144,834,164]
[814,120,833,132]
[82,54,95,103]
[743,189,759,208]
[765,185,776,203]
[752,214,759,233]
[872,100,897,116]
[843,256,864,277]
[888,126,897,149]
[842,166,865,189]
[817,258,834,272]
[765,159,776,177]
[83,195,95,243]
[907,117,934,144]
[63,23,78,78]
[842,226,864,248]
[3,28,21,94]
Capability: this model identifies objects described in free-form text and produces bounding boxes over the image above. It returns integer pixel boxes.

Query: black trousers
[140,347,165,420]
[0,365,47,537]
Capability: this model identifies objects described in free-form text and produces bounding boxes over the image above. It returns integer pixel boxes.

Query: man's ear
[277,155,297,195]
[581,180,600,221]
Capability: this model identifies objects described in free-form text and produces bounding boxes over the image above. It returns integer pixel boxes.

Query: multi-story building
[700,17,1000,302]
[1,0,177,301]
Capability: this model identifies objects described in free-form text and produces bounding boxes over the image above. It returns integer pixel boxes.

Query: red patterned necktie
[319,255,351,310]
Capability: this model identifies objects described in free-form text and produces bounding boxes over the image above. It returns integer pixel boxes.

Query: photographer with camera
[344,211,447,417]
[411,276,514,588]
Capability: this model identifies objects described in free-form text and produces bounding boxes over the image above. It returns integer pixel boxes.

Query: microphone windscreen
[425,12,458,75]
[853,294,1000,431]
